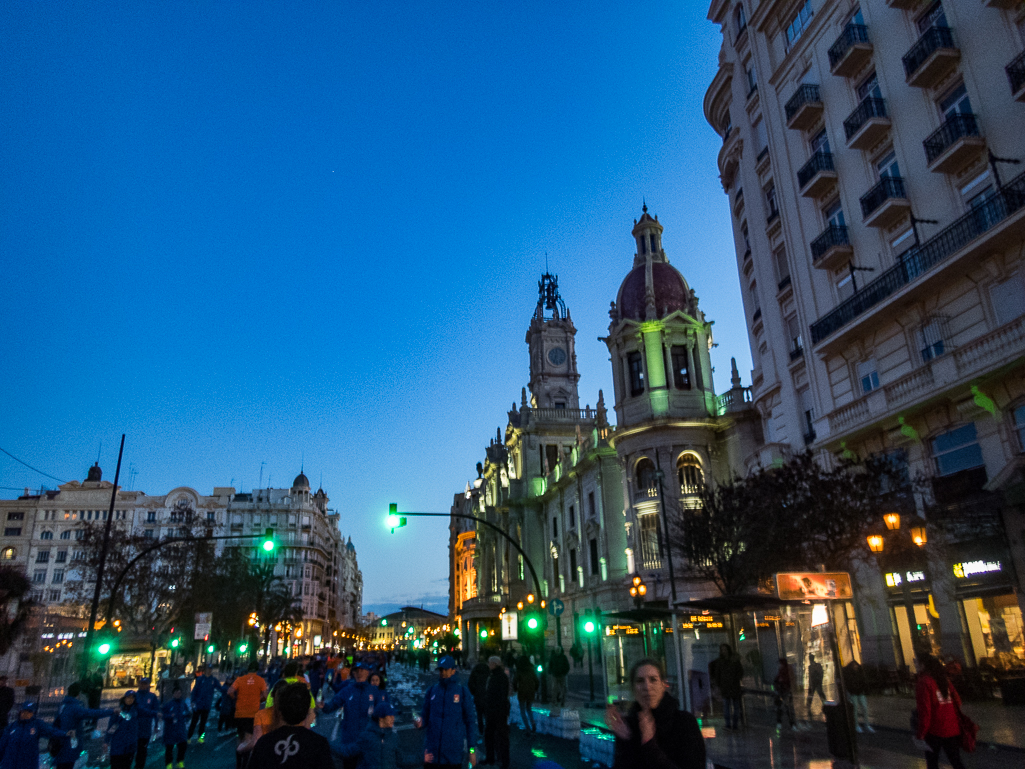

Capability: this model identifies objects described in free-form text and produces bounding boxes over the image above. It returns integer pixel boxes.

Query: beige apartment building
[705,0,1025,670]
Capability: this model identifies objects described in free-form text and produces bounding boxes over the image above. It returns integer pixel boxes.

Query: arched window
[677,454,705,496]
[59,531,71,540]
[39,530,53,540]
[1,547,15,560]
[635,458,658,499]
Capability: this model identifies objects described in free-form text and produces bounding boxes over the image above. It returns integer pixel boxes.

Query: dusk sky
[0,1,747,616]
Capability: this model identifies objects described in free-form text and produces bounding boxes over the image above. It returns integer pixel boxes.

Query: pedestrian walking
[513,656,537,732]
[482,657,510,769]
[187,665,217,744]
[52,683,114,769]
[0,703,69,769]
[216,676,236,735]
[322,662,381,769]
[227,662,268,769]
[773,659,796,731]
[418,655,477,768]
[467,660,490,738]
[84,667,105,709]
[548,647,570,711]
[914,654,975,769]
[336,702,421,769]
[711,645,744,729]
[805,654,826,717]
[843,660,873,733]
[161,687,190,769]
[606,658,706,769]
[248,683,333,769]
[134,678,161,769]
[106,691,149,769]
[0,678,13,729]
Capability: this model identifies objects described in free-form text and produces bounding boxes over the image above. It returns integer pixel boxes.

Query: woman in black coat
[607,657,706,769]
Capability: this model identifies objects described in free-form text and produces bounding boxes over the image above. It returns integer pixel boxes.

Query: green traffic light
[98,643,111,655]
[584,620,596,634]
[480,628,488,639]
[381,618,388,626]
[239,643,248,653]
[536,664,543,673]
[262,528,275,552]
[170,638,179,648]
[207,644,215,653]
[386,514,401,529]
[527,617,539,630]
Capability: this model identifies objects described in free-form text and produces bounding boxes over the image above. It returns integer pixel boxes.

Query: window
[638,514,662,570]
[858,360,880,393]
[1,548,15,560]
[917,1,947,34]
[59,531,70,540]
[207,511,216,522]
[939,83,971,121]
[39,531,53,540]
[741,222,750,254]
[810,128,830,154]
[932,423,985,476]
[569,548,577,578]
[3,528,21,537]
[33,570,46,584]
[800,388,816,439]
[735,3,747,34]
[920,318,947,361]
[990,275,1025,327]
[774,247,791,288]
[72,551,84,562]
[627,352,645,396]
[824,200,845,230]
[722,111,732,137]
[589,539,600,576]
[857,72,882,102]
[147,511,156,523]
[55,551,67,563]
[36,550,50,564]
[47,590,61,603]
[694,348,704,390]
[588,491,597,519]
[753,119,768,156]
[568,505,575,529]
[890,227,915,255]
[746,65,757,95]
[1013,404,1025,452]
[52,569,64,584]
[74,529,84,541]
[751,281,761,318]
[785,0,814,49]
[677,455,704,495]
[877,151,900,180]
[635,458,657,497]
[671,346,691,390]
[765,184,778,220]
[6,513,23,521]
[144,529,154,539]
[552,516,558,538]
[787,316,804,356]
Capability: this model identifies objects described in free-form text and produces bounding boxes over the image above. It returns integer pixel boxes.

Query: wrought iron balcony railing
[860,176,907,220]
[828,24,870,70]
[797,151,835,190]
[1008,49,1025,96]
[902,26,955,81]
[785,84,821,123]
[811,224,851,261]
[923,113,981,165]
[843,97,888,142]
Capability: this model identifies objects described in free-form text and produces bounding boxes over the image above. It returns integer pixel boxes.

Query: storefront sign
[884,571,926,587]
[604,624,641,635]
[953,560,1002,578]
[501,611,518,641]
[776,572,853,601]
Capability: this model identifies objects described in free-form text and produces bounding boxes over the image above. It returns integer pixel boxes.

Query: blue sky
[0,1,748,616]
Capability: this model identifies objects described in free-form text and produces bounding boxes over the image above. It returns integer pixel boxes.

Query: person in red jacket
[914,654,966,769]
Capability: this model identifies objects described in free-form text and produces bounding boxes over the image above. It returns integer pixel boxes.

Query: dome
[292,472,310,489]
[617,262,690,321]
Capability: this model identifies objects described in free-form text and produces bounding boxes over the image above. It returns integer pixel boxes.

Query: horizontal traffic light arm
[388,508,543,602]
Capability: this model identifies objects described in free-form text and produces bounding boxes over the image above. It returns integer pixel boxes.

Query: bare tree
[0,566,34,657]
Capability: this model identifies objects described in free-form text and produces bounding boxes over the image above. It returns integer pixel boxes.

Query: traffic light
[381,619,388,626]
[480,628,488,640]
[261,528,275,553]
[170,637,180,649]
[386,503,407,533]
[97,642,112,656]
[238,642,249,654]
[583,619,596,635]
[207,644,215,653]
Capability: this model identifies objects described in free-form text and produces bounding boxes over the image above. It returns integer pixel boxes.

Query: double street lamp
[867,512,929,654]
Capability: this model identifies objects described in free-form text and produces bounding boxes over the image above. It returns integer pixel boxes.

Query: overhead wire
[0,446,68,484]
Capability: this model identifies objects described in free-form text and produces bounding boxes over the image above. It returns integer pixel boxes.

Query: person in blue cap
[0,702,69,769]
[161,686,192,769]
[335,701,421,769]
[52,682,114,769]
[187,665,218,744]
[134,678,161,769]
[417,656,477,768]
[322,661,380,769]
[107,690,158,769]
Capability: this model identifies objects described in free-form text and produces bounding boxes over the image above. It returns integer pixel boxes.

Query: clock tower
[526,272,580,409]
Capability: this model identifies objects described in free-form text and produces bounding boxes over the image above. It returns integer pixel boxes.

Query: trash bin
[823,700,855,761]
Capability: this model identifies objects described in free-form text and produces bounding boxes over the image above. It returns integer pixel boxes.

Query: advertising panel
[775,572,853,601]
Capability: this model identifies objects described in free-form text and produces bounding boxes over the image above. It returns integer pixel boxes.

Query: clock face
[547,347,567,366]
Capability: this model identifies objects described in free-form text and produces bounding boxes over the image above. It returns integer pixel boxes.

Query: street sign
[501,611,518,641]
[194,612,212,640]
[775,572,853,601]
[548,599,565,617]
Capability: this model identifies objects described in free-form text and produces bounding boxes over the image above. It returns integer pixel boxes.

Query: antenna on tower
[545,251,549,273]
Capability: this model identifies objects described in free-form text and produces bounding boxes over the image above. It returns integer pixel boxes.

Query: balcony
[797,151,837,198]
[825,313,1025,442]
[811,224,854,270]
[829,24,873,78]
[1007,50,1025,102]
[844,97,891,151]
[923,113,985,174]
[811,171,1025,345]
[903,26,959,89]
[885,0,920,7]
[785,84,823,131]
[789,345,805,362]
[860,176,910,228]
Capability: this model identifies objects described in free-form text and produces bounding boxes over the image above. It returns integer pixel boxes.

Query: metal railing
[828,23,870,70]
[860,176,907,220]
[811,171,1025,344]
[844,97,888,142]
[902,26,956,80]
[923,113,981,165]
[797,151,835,189]
[811,224,850,261]
[1008,49,1025,95]
[790,346,805,361]
[785,84,821,123]
[530,407,597,422]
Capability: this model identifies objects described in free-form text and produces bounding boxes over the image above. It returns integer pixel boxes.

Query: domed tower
[606,206,715,426]
[526,272,580,410]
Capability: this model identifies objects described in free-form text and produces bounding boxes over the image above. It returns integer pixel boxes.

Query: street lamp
[867,513,929,655]
[629,575,647,608]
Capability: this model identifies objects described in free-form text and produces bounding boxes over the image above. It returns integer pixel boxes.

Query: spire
[731,357,742,388]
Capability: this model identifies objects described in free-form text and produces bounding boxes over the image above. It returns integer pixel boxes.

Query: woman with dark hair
[915,654,967,769]
[606,658,705,769]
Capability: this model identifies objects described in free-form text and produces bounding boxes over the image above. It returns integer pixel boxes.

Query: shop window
[932,423,985,476]
[1,548,15,560]
[627,352,645,396]
[961,595,1024,665]
[671,346,691,390]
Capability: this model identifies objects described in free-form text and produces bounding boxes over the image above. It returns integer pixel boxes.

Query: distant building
[369,606,450,651]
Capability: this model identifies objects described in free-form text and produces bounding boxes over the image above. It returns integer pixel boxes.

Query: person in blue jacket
[0,702,69,769]
[322,662,381,769]
[336,702,422,769]
[216,676,236,735]
[161,687,191,769]
[52,683,114,769]
[418,656,478,768]
[134,678,161,769]
[106,691,148,769]
[187,665,218,744]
